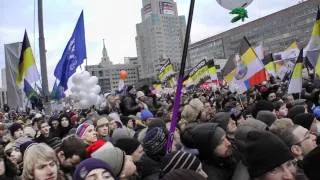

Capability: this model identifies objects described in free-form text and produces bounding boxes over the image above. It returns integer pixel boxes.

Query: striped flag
[232,37,266,93]
[24,79,38,100]
[282,41,300,60]
[16,31,40,85]
[158,59,174,83]
[304,7,320,67]
[288,49,303,94]
[222,55,237,83]
[207,59,217,81]
[262,53,276,77]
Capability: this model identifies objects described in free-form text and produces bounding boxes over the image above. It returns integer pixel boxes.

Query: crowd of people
[0,80,320,180]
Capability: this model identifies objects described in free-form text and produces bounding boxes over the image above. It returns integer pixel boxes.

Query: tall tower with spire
[100,39,112,66]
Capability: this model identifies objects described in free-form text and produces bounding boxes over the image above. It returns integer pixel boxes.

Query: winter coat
[231,161,250,180]
[202,156,237,180]
[136,154,160,180]
[120,94,140,116]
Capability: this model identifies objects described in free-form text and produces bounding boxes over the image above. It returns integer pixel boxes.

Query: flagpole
[38,0,51,113]
[166,0,195,152]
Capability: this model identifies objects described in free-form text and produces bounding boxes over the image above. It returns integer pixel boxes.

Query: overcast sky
[0,0,300,88]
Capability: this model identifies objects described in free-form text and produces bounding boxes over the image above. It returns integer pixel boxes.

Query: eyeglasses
[294,131,316,146]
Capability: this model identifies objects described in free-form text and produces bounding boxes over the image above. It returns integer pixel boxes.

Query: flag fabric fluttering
[51,80,65,101]
[54,11,87,90]
[232,37,266,94]
[254,42,264,60]
[282,41,300,60]
[16,31,40,85]
[207,59,217,81]
[222,54,238,83]
[288,49,304,94]
[189,59,209,85]
[304,7,320,67]
[23,79,38,100]
[158,59,174,83]
[262,53,276,77]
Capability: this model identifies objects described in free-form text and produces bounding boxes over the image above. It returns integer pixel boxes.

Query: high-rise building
[86,41,139,92]
[136,0,189,80]
[189,0,320,70]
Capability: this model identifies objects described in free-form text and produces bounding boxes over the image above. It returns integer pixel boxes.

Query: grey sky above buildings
[0,0,298,87]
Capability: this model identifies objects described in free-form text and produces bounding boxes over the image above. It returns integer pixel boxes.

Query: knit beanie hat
[160,151,201,177]
[111,127,134,144]
[210,112,231,131]
[256,110,277,127]
[287,105,305,120]
[91,142,125,177]
[162,169,206,180]
[73,158,115,180]
[303,146,320,180]
[76,122,91,138]
[244,131,294,178]
[86,139,106,157]
[8,122,23,136]
[313,106,320,120]
[140,109,154,121]
[47,137,62,150]
[143,127,167,158]
[15,137,32,148]
[114,138,140,155]
[235,118,268,142]
[19,140,37,157]
[190,123,225,160]
[292,113,314,130]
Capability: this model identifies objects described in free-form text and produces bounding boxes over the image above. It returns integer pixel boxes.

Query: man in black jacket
[185,123,237,180]
[120,85,141,116]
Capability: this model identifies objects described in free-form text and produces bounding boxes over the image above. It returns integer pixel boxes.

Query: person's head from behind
[22,143,59,180]
[160,151,207,179]
[56,135,87,169]
[114,138,144,163]
[244,131,296,180]
[91,143,137,178]
[73,158,115,180]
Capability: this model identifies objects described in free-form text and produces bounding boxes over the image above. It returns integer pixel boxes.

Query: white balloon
[216,0,253,10]
[90,76,98,85]
[82,71,91,79]
[90,85,101,94]
[79,99,89,109]
[70,86,80,93]
[87,93,98,104]
[77,91,87,99]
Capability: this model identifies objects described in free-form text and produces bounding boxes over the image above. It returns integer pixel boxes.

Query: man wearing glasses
[274,124,317,180]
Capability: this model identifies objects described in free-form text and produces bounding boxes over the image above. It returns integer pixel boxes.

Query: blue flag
[51,80,65,101]
[24,79,38,100]
[54,11,86,89]
[35,83,43,96]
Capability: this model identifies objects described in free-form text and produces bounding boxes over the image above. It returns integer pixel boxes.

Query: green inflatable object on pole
[230,7,248,23]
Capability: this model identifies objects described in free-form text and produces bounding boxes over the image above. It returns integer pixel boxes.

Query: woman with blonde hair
[22,143,60,180]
